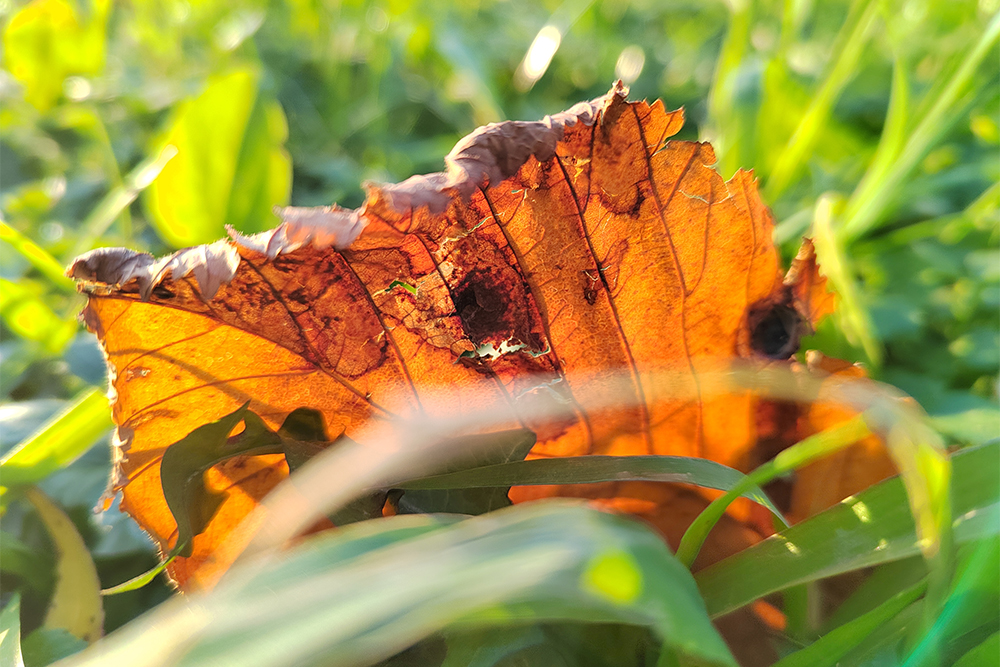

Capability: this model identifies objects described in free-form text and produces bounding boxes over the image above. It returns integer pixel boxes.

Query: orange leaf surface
[69,84,892,590]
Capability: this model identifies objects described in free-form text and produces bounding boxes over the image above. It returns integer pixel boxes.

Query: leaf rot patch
[69,83,893,590]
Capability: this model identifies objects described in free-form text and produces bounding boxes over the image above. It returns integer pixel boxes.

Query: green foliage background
[0,0,997,665]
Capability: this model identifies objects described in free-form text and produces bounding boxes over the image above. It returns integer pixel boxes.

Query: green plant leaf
[59,504,738,667]
[24,487,103,643]
[143,68,291,248]
[393,429,537,516]
[398,452,784,521]
[0,594,25,667]
[0,388,111,487]
[696,440,998,618]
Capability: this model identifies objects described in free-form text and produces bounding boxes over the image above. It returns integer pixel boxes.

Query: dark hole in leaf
[749,304,803,360]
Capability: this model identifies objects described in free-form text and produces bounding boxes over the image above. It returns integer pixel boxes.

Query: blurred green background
[0,0,997,658]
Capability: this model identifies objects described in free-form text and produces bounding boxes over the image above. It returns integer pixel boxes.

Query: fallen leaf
[69,83,893,590]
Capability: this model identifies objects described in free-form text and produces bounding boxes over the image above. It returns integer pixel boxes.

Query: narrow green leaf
[63,504,736,667]
[24,487,103,643]
[903,537,999,667]
[0,388,111,487]
[772,579,926,667]
[842,12,1000,240]
[399,453,784,521]
[0,594,25,667]
[697,440,998,618]
[812,194,882,364]
[100,546,182,596]
[676,416,869,568]
[394,429,537,516]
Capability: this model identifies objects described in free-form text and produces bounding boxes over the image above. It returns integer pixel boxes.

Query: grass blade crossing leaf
[399,454,785,521]
[60,504,738,667]
[676,415,870,568]
[696,440,998,618]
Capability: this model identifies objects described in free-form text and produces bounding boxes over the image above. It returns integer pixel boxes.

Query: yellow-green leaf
[144,68,292,248]
[24,487,103,643]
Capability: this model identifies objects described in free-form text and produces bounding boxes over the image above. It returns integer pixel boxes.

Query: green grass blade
[696,440,997,618]
[764,0,879,199]
[399,454,785,521]
[773,579,927,667]
[61,504,738,667]
[842,12,1000,240]
[101,546,183,596]
[0,388,111,487]
[676,416,870,568]
[0,222,76,294]
[903,536,999,667]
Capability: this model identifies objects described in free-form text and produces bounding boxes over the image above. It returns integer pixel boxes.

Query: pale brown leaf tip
[372,83,626,215]
[68,241,240,301]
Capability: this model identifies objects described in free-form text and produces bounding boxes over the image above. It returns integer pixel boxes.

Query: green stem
[676,416,872,569]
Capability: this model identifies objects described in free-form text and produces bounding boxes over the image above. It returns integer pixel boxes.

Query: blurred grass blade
[773,579,926,667]
[812,193,882,364]
[24,487,103,643]
[838,54,910,237]
[0,222,77,294]
[708,0,755,177]
[61,505,738,667]
[952,631,1000,667]
[0,388,112,487]
[401,454,785,521]
[696,440,997,618]
[676,416,870,568]
[0,593,25,667]
[72,144,178,257]
[902,536,999,667]
[842,11,1000,241]
[764,0,878,199]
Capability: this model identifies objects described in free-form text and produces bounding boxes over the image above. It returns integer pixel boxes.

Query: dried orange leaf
[69,84,892,590]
